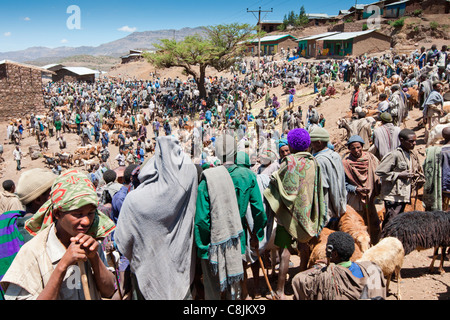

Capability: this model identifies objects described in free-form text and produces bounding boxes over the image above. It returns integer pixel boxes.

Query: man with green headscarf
[1,170,116,300]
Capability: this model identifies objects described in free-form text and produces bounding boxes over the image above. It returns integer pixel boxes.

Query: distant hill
[25,55,121,72]
[0,26,206,63]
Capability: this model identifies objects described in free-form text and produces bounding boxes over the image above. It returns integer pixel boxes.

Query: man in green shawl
[194,135,267,300]
[1,170,116,300]
[423,127,450,211]
[264,128,327,300]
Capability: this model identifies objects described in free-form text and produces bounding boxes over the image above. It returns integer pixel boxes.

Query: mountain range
[0,26,206,64]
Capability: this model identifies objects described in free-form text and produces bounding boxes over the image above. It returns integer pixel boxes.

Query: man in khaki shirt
[0,180,23,214]
[375,129,425,228]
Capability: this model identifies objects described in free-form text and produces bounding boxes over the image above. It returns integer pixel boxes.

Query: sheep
[380,211,450,275]
[338,206,371,253]
[357,237,405,300]
[426,123,450,147]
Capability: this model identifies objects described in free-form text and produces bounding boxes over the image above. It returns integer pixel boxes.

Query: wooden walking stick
[78,261,91,300]
[246,225,278,300]
[365,195,372,240]
[109,252,123,300]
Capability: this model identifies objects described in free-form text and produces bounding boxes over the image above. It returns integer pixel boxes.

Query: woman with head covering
[1,170,116,300]
[264,128,327,299]
[342,135,381,244]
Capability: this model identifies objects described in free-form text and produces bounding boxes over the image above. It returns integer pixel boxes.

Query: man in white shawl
[372,112,401,160]
[114,136,199,300]
[388,84,408,127]
[422,81,445,140]
[310,127,347,229]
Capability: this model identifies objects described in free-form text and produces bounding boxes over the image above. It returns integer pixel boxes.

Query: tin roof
[247,34,298,44]
[385,0,409,7]
[319,29,382,41]
[299,32,341,41]
[62,67,97,76]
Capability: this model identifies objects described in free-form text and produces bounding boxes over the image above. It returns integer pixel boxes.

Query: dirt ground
[1,57,449,301]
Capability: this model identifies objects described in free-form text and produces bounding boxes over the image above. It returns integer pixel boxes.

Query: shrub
[362,24,368,31]
[412,9,422,16]
[430,21,439,30]
[392,18,405,28]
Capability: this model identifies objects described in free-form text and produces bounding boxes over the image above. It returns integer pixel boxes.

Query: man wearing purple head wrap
[264,128,326,299]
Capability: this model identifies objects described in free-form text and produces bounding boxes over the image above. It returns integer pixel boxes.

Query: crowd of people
[0,42,448,301]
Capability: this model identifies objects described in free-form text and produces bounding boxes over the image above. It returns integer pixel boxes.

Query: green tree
[297,5,309,26]
[145,23,256,98]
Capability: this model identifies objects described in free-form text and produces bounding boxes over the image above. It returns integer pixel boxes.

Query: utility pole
[247,6,273,81]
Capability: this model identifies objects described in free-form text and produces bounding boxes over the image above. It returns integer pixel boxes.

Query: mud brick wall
[352,32,392,57]
[0,63,45,121]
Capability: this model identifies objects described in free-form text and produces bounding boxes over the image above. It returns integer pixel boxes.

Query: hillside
[0,26,206,63]
[26,55,121,72]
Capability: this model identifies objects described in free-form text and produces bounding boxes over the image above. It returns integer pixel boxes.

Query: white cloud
[24,17,31,21]
[61,39,69,44]
[118,25,137,33]
[4,32,11,37]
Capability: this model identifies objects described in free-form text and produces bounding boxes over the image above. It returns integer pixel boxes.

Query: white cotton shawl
[115,136,198,300]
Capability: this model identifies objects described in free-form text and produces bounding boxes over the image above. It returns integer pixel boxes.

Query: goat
[55,152,73,168]
[338,206,371,253]
[380,211,450,274]
[443,101,450,114]
[43,154,56,168]
[357,237,405,300]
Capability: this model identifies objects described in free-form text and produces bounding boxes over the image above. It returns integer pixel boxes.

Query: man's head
[215,134,237,164]
[124,164,139,185]
[326,231,355,263]
[432,81,443,93]
[278,138,291,160]
[103,169,117,184]
[3,180,15,193]
[379,112,393,124]
[287,128,311,153]
[347,135,365,158]
[399,129,416,151]
[16,168,56,212]
[309,127,330,153]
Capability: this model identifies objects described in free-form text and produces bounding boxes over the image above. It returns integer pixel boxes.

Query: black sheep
[380,211,450,274]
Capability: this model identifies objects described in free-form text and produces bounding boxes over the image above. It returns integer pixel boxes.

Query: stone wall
[328,21,365,33]
[0,63,45,121]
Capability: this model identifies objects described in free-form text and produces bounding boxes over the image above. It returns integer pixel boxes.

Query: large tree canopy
[145,23,257,98]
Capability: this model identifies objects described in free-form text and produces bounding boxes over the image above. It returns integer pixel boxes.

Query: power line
[247,6,273,81]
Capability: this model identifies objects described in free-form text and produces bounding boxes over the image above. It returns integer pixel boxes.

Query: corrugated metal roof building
[244,34,299,56]
[318,29,391,57]
[51,65,97,83]
[298,32,341,57]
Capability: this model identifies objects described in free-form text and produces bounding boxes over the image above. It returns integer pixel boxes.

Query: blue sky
[0,0,358,52]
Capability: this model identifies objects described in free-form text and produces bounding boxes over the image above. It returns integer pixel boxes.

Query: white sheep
[357,237,405,300]
[426,123,450,147]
